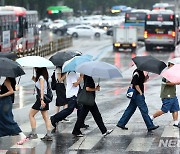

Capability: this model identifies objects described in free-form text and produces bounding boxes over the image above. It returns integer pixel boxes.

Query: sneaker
[72,133,84,137]
[50,116,57,128]
[103,129,113,137]
[116,124,128,130]
[41,134,53,141]
[80,124,89,129]
[26,133,38,139]
[173,124,180,128]
[61,118,70,123]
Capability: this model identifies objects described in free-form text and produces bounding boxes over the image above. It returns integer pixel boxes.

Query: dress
[55,68,67,106]
[0,83,22,137]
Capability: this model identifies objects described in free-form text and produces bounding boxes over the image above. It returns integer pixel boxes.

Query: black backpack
[51,71,56,90]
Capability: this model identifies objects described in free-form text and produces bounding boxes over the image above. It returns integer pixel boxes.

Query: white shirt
[35,75,47,94]
[66,72,80,98]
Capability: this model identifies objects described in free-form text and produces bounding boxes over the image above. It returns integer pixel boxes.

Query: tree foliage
[3,0,160,19]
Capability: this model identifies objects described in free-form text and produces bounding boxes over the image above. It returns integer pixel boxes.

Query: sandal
[17,138,29,145]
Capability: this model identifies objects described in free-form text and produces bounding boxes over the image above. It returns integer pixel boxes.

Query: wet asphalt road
[1,35,180,154]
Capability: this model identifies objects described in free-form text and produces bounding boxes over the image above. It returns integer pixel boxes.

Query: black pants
[72,103,107,134]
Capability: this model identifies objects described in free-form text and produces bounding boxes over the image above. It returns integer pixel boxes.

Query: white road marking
[126,137,155,152]
[161,125,179,138]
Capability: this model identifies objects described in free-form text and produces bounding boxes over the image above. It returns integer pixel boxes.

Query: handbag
[77,80,95,106]
[126,85,136,99]
[36,82,53,104]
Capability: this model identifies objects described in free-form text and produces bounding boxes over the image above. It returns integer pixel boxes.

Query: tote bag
[77,88,95,106]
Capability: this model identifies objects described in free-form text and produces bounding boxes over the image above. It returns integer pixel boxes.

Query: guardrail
[15,36,72,57]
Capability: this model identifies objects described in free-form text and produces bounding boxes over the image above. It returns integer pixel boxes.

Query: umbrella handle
[97,78,100,86]
[17,76,21,85]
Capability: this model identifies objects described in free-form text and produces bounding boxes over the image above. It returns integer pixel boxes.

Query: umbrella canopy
[132,55,167,74]
[62,54,93,73]
[0,52,18,60]
[0,57,25,77]
[161,64,180,83]
[16,56,54,67]
[168,57,180,64]
[76,61,123,79]
[49,50,82,66]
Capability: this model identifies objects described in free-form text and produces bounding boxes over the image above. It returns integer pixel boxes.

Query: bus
[0,6,39,52]
[144,10,179,51]
[124,9,150,41]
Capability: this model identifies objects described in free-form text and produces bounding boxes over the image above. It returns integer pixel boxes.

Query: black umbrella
[0,57,25,77]
[0,52,18,60]
[132,55,167,74]
[49,50,82,66]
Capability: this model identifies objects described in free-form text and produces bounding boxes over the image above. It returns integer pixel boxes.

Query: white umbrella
[16,56,54,67]
[168,57,180,64]
[75,61,123,79]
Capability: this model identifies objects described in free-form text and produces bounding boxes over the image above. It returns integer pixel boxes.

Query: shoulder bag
[77,80,95,106]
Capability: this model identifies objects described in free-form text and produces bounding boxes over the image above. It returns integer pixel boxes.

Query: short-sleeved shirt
[131,69,145,94]
[66,72,80,98]
[84,75,95,97]
[160,77,176,99]
[35,76,47,94]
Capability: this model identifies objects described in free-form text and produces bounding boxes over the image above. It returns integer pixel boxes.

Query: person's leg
[29,108,39,134]
[41,110,53,141]
[90,103,107,134]
[136,95,158,130]
[117,99,137,128]
[152,110,164,119]
[72,105,89,136]
[170,97,180,127]
[51,96,76,125]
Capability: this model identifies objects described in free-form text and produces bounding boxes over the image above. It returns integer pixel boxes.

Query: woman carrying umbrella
[0,77,25,138]
[27,67,53,141]
[72,75,113,137]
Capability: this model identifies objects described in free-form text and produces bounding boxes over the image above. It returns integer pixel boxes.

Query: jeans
[117,94,154,129]
[53,96,80,123]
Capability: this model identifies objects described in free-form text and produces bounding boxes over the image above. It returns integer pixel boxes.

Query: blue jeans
[117,94,154,129]
[53,96,80,123]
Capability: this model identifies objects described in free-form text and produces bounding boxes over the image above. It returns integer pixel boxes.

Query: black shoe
[80,124,89,129]
[173,124,180,128]
[116,124,128,130]
[148,125,159,131]
[50,116,57,128]
[51,127,57,134]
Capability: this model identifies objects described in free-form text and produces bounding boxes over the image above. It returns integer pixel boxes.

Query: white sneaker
[61,118,70,123]
[103,129,113,137]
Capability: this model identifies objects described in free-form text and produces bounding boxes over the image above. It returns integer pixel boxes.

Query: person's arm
[73,74,84,87]
[0,79,14,97]
[39,78,46,108]
[57,73,66,82]
[86,85,100,92]
[134,85,143,95]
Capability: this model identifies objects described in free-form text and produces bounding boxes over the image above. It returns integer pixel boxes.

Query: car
[106,27,113,36]
[67,25,106,38]
[49,19,67,30]
[52,23,81,36]
[38,18,53,30]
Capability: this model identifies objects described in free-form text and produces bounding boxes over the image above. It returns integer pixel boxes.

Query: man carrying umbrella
[151,61,180,128]
[117,68,159,132]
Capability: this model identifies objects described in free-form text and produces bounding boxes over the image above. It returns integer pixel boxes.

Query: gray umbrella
[0,57,25,77]
[75,61,123,79]
[0,52,18,60]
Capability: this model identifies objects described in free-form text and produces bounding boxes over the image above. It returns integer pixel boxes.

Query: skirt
[55,83,67,106]
[0,96,22,137]
[32,95,49,111]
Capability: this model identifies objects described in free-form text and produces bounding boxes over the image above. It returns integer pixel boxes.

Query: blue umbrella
[62,54,93,73]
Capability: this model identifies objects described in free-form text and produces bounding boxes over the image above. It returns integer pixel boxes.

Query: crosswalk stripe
[126,137,155,152]
[10,134,44,149]
[161,125,179,138]
[69,136,102,150]
[0,150,8,154]
[111,127,133,136]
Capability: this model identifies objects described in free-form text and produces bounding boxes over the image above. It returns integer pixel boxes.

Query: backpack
[51,71,56,90]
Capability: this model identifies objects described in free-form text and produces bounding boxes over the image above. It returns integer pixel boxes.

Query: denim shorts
[161,97,179,113]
